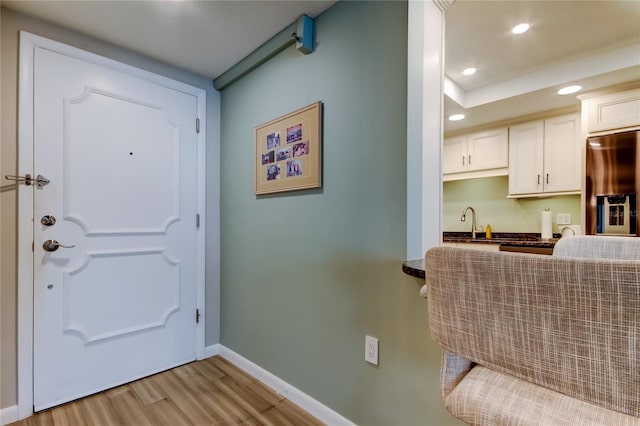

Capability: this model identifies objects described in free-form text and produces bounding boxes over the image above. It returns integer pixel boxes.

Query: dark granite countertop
[402,259,425,280]
[403,232,562,279]
[443,231,560,247]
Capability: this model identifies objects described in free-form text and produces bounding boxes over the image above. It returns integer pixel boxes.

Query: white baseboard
[216,345,355,426]
[203,343,221,358]
[1,405,19,426]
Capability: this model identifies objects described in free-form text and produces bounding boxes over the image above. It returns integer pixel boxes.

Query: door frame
[16,32,208,419]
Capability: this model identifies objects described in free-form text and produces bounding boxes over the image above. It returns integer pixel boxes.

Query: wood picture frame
[255,101,322,195]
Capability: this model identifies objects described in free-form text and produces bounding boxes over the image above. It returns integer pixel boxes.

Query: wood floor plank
[9,356,322,426]
[79,393,121,426]
[190,356,227,380]
[211,376,277,426]
[149,370,219,424]
[104,383,131,398]
[109,389,157,426]
[145,398,194,426]
[172,361,222,393]
[215,375,274,413]
[275,399,325,426]
[247,381,287,406]
[191,391,241,425]
[198,389,253,425]
[261,406,299,426]
[240,418,265,426]
[208,356,257,386]
[50,402,88,426]
[21,411,52,426]
[129,376,166,405]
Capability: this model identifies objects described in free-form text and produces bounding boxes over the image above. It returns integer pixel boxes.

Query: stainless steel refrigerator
[585,130,640,236]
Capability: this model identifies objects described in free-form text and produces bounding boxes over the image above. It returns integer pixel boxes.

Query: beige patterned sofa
[424,236,640,425]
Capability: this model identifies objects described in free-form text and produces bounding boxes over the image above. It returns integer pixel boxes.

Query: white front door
[31,46,201,411]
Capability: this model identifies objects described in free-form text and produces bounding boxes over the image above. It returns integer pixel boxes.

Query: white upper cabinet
[442,135,467,175]
[468,129,510,171]
[508,121,544,195]
[443,128,508,180]
[508,113,581,197]
[584,88,640,134]
[543,114,582,192]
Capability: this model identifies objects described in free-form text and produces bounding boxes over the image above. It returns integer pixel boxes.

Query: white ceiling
[2,0,639,134]
[444,0,640,133]
[1,0,337,79]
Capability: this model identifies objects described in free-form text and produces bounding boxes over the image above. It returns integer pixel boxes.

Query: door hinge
[196,213,200,229]
[32,241,34,252]
[196,308,201,324]
[196,118,200,133]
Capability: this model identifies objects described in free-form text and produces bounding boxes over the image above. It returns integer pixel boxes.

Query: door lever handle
[42,239,75,252]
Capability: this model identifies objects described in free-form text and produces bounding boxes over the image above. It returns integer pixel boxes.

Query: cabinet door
[587,89,640,133]
[466,128,508,172]
[543,113,581,192]
[443,136,467,174]
[508,121,544,195]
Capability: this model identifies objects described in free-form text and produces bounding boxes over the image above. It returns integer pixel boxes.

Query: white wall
[407,0,445,260]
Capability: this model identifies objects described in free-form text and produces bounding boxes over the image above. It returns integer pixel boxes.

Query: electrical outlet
[365,335,378,365]
[557,213,571,225]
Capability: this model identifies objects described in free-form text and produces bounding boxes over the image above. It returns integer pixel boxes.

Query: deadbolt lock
[41,215,56,226]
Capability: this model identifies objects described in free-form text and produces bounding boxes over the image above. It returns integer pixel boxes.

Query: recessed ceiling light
[557,85,582,95]
[462,67,477,76]
[449,114,465,121]
[512,23,530,34]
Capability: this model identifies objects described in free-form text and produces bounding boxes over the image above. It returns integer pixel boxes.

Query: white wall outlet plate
[557,213,571,225]
[365,335,378,365]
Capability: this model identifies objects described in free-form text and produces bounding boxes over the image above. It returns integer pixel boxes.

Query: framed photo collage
[254,102,322,195]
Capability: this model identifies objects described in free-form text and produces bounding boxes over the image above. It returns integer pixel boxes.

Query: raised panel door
[443,136,468,174]
[508,121,544,195]
[543,113,581,193]
[466,128,508,172]
[587,89,640,133]
[33,47,199,410]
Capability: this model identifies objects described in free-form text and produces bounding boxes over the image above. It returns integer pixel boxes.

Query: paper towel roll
[541,210,553,239]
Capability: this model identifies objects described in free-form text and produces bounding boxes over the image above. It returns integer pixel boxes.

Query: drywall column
[406,0,446,259]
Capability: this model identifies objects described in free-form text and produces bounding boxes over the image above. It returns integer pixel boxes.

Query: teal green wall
[220,1,459,424]
[443,176,582,233]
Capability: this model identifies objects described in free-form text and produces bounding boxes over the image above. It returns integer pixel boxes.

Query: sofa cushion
[446,366,640,426]
[553,235,640,259]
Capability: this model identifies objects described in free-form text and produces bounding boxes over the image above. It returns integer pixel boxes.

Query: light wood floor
[10,356,324,426]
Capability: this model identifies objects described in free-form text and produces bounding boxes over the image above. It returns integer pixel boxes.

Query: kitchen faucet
[460,206,483,239]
